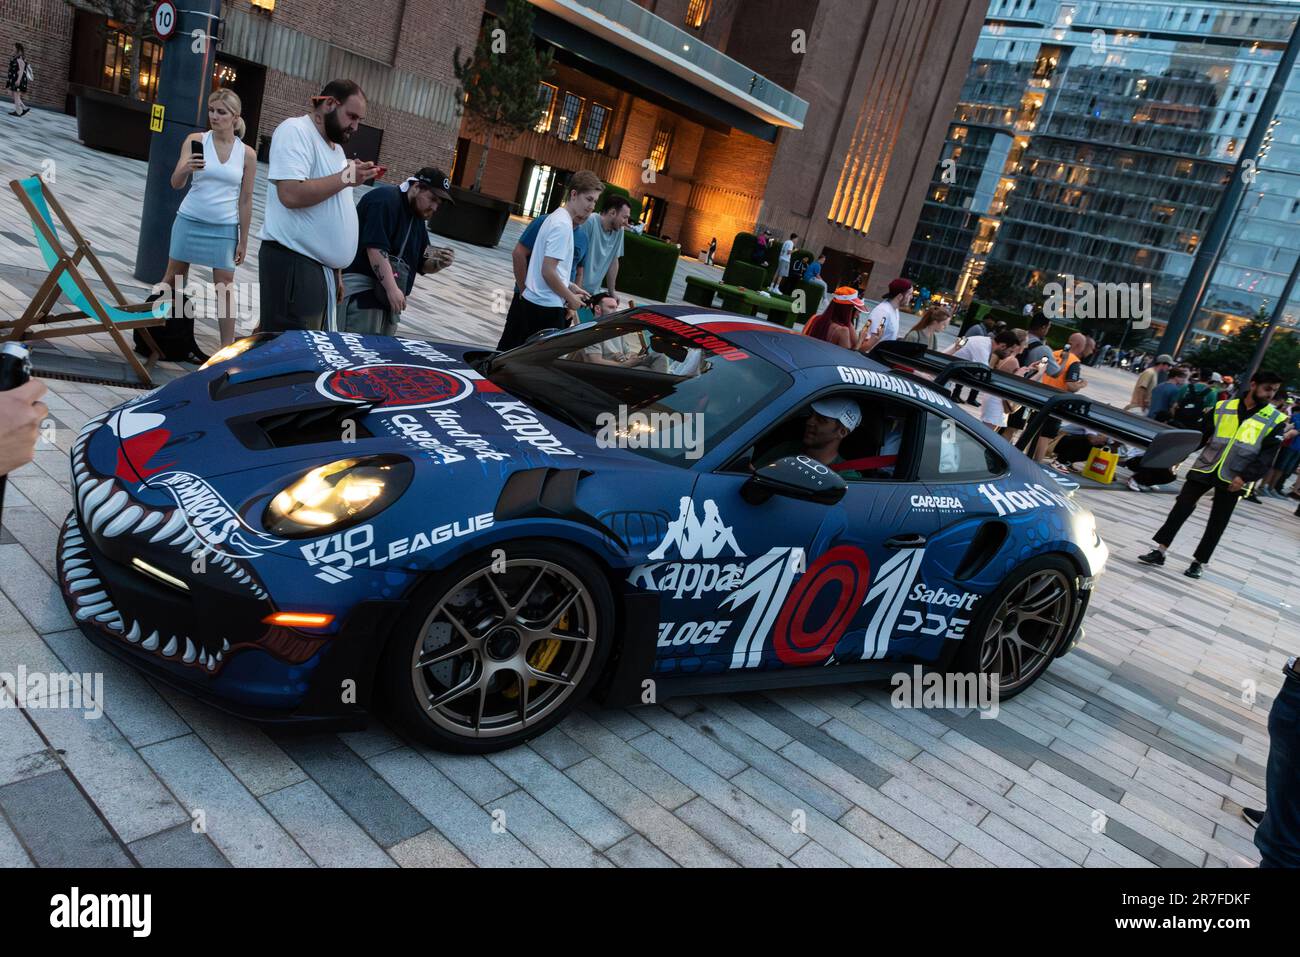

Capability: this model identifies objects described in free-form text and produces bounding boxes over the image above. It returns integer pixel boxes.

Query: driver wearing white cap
[755,397,863,476]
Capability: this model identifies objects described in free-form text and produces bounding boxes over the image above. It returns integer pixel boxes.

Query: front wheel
[382,541,615,753]
[955,555,1079,700]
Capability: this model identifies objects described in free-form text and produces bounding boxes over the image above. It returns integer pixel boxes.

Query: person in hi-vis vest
[1034,332,1088,463]
[1139,369,1287,579]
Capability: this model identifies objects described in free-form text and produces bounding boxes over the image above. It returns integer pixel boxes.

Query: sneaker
[1241,807,1264,829]
[1185,561,1203,579]
[1127,477,1150,493]
[1137,549,1165,566]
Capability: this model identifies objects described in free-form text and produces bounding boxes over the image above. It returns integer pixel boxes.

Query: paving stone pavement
[2,109,1298,868]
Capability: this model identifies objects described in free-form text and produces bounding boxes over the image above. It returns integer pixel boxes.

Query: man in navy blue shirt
[341,167,456,336]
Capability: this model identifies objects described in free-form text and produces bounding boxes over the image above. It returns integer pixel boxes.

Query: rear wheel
[955,555,1078,700]
[383,541,614,753]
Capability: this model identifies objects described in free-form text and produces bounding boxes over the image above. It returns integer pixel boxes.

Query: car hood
[77,331,637,546]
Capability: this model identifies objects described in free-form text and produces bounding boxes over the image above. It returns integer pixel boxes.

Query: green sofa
[617,231,678,302]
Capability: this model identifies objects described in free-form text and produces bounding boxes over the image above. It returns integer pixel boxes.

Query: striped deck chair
[5,176,169,386]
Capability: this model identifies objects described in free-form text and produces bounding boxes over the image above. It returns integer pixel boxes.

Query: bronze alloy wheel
[409,558,600,740]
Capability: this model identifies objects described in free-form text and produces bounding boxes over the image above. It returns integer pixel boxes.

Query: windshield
[487,314,792,467]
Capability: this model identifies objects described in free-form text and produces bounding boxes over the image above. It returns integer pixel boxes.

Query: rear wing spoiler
[871,340,1201,470]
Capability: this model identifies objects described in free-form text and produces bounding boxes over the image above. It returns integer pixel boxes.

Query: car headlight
[199,332,279,370]
[264,455,413,537]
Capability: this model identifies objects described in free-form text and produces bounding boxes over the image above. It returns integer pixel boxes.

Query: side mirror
[741,455,846,506]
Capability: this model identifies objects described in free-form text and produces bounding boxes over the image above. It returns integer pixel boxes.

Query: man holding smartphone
[497,170,603,350]
[258,79,378,333]
[341,167,456,336]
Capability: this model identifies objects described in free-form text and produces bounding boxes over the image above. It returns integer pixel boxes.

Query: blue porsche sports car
[57,307,1191,752]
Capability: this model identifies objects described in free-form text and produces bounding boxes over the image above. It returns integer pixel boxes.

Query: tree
[454,0,554,192]
[1184,311,1300,388]
[972,261,1033,310]
[65,0,155,100]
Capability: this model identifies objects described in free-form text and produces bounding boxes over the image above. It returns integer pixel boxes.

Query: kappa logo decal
[317,364,473,411]
[648,497,744,561]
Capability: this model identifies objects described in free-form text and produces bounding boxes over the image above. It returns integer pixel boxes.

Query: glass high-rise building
[904,0,1300,347]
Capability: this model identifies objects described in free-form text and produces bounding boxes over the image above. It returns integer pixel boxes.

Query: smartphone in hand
[190,139,205,167]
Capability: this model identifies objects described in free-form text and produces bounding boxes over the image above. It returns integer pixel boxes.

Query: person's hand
[1228,476,1245,493]
[335,270,344,305]
[564,308,579,327]
[0,379,49,476]
[383,277,406,313]
[346,160,379,186]
[234,241,248,266]
[436,247,455,269]
[185,151,205,173]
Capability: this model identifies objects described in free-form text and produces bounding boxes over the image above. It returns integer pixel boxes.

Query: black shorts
[497,293,566,351]
[257,241,331,332]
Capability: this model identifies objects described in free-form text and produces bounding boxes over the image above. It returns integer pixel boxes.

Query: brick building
[2,0,984,287]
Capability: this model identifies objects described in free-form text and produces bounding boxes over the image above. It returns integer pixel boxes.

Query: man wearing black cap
[341,166,456,336]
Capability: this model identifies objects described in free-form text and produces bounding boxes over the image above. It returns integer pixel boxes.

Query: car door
[863,406,1012,666]
[648,470,832,676]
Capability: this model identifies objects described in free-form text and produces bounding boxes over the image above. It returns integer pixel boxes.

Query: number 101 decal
[723,544,932,669]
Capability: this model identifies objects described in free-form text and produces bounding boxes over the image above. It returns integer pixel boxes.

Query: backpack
[1170,383,1210,428]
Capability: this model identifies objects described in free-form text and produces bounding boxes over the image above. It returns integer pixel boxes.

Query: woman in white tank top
[159,88,256,354]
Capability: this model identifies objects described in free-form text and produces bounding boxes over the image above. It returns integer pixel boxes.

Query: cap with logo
[811,397,862,432]
[400,167,454,203]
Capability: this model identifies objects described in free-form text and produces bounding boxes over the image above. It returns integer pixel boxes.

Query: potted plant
[65,0,156,160]
[441,0,554,247]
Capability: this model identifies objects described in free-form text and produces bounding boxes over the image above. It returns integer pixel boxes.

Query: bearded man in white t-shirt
[257,79,379,333]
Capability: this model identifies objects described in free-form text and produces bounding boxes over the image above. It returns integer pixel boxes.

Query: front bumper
[57,510,404,727]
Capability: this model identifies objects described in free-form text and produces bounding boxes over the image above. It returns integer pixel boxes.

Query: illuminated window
[535,82,557,132]
[685,0,711,29]
[649,127,673,171]
[250,0,275,11]
[582,103,610,151]
[102,25,162,102]
[554,92,584,141]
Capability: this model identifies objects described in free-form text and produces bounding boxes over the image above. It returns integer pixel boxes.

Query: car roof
[622,305,888,375]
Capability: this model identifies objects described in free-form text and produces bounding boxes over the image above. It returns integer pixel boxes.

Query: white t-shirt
[951,335,994,365]
[260,115,357,268]
[865,300,900,342]
[779,239,794,263]
[523,206,575,308]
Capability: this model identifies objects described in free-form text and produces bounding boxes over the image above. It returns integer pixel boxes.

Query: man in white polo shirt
[497,169,603,350]
[257,79,378,333]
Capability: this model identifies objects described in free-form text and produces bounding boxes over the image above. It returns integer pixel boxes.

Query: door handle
[885,533,927,549]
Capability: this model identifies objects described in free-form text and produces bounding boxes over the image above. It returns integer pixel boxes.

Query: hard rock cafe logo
[316,363,472,411]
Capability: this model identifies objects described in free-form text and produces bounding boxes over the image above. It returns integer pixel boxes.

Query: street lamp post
[132,0,225,285]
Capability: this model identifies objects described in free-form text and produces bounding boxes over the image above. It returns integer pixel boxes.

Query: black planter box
[429,186,513,247]
[72,85,152,161]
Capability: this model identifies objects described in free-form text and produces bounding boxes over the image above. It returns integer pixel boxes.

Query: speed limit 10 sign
[152,0,178,41]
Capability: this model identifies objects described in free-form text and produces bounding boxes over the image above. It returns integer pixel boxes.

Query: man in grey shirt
[579,194,630,299]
